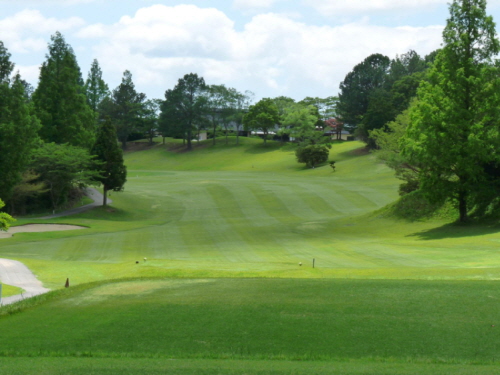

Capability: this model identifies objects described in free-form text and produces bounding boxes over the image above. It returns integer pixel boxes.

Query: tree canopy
[33,32,95,149]
[402,0,500,222]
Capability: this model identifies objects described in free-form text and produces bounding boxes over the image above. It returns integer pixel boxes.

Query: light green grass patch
[1,284,22,298]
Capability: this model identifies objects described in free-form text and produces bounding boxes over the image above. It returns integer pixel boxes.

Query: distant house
[324,118,345,140]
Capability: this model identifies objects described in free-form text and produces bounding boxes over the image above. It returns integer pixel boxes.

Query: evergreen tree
[91,117,127,206]
[103,70,146,149]
[33,32,95,149]
[84,59,109,113]
[0,43,41,205]
[161,73,207,150]
[402,0,500,222]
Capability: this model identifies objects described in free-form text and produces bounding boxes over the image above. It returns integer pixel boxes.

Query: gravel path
[0,259,50,306]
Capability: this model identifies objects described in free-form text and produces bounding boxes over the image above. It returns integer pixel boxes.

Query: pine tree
[91,117,127,206]
[0,42,41,204]
[84,59,109,113]
[33,32,95,149]
[102,70,146,149]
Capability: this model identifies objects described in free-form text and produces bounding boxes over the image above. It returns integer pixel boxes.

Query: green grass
[2,137,500,373]
[2,138,500,287]
[1,278,500,363]
[1,283,22,298]
[4,357,500,375]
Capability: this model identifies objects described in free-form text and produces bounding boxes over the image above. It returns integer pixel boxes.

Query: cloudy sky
[2,0,500,101]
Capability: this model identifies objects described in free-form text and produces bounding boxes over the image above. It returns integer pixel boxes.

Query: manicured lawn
[2,357,500,375]
[2,137,500,373]
[1,278,500,369]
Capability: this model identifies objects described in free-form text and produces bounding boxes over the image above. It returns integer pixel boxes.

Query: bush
[295,145,329,168]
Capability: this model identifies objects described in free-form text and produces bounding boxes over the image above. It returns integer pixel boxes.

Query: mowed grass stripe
[205,184,290,263]
[248,184,301,224]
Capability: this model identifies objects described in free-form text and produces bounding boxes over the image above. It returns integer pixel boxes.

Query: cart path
[0,258,50,306]
[39,187,111,219]
[1,188,108,305]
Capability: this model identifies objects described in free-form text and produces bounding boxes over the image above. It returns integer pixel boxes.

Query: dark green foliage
[402,0,500,222]
[337,53,391,134]
[295,144,330,168]
[0,41,14,83]
[339,50,430,147]
[141,99,161,145]
[244,98,279,143]
[84,59,109,113]
[160,73,207,150]
[32,32,95,149]
[30,143,99,210]
[101,70,146,149]
[91,117,127,206]
[0,199,14,231]
[0,43,41,204]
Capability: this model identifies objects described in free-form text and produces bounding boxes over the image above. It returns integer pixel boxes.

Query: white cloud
[0,9,84,53]
[233,0,285,12]
[76,4,442,99]
[306,0,445,14]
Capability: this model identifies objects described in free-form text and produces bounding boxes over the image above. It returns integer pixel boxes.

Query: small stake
[313,258,315,268]
[65,278,70,288]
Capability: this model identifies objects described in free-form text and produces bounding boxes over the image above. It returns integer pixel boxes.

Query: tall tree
[337,53,391,135]
[91,117,127,206]
[231,90,254,145]
[402,0,500,222]
[0,43,41,205]
[162,73,207,151]
[244,98,279,144]
[33,32,95,149]
[84,59,109,113]
[102,70,146,149]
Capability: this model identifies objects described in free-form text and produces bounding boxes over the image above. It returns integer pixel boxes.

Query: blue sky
[1,0,499,101]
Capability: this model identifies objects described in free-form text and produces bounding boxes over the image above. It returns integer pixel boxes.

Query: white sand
[0,224,86,239]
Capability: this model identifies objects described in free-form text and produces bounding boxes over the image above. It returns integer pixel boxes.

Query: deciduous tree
[244,98,279,144]
[402,0,500,222]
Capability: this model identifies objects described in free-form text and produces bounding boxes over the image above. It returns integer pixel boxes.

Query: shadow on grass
[334,144,370,161]
[407,222,500,240]
[243,141,283,154]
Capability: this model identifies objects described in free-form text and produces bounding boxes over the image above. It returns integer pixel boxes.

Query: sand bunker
[0,224,86,239]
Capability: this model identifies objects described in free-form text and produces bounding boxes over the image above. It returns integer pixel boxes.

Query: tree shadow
[407,221,500,240]
[243,142,285,154]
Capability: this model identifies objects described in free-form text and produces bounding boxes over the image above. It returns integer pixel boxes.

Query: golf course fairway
[1,137,500,374]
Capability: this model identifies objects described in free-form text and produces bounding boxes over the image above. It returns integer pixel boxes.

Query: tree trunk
[103,187,108,207]
[458,189,467,223]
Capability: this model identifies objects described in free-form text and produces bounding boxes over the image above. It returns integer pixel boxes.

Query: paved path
[1,188,109,306]
[0,259,50,306]
[39,187,111,219]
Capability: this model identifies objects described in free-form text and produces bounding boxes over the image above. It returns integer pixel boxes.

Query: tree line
[0,31,340,218]
[339,0,500,222]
